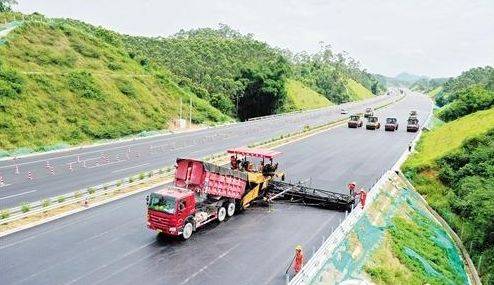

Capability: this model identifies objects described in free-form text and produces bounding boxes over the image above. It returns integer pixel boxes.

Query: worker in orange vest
[359,189,367,209]
[293,245,304,274]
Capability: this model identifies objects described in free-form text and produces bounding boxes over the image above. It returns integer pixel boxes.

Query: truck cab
[348,114,363,128]
[366,116,381,130]
[364,108,374,118]
[384,117,398,131]
[407,117,420,132]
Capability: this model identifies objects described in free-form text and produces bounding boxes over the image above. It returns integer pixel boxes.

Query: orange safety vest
[294,251,304,273]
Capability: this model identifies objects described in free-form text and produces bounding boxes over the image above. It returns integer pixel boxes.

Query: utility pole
[180,97,182,121]
[189,97,192,128]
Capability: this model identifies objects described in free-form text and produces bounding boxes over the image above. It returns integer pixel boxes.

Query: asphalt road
[0,92,431,285]
[0,94,397,208]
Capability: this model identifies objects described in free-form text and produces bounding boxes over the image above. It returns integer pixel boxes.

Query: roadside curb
[0,94,404,237]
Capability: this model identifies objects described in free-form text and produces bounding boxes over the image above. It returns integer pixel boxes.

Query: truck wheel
[182,222,193,240]
[227,202,235,217]
[217,207,227,222]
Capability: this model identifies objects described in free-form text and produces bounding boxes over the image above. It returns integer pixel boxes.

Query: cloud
[14,0,494,77]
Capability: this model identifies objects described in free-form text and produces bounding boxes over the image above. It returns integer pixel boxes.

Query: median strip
[0,94,405,237]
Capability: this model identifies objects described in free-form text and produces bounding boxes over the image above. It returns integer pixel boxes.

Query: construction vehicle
[146,148,354,240]
[384,117,399,131]
[348,114,363,128]
[364,107,374,118]
[366,116,381,130]
[340,109,348,114]
[407,117,420,132]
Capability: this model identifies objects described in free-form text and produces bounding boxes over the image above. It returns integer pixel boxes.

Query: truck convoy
[347,114,363,128]
[147,148,354,240]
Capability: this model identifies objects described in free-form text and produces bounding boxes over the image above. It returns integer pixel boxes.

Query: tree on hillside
[236,57,289,121]
[0,0,17,12]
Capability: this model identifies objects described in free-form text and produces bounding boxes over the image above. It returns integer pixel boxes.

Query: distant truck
[366,116,381,130]
[364,108,374,118]
[407,117,420,132]
[384,117,399,131]
[347,114,363,128]
[146,148,283,240]
[409,110,418,119]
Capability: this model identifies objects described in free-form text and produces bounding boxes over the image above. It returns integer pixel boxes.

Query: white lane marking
[85,159,125,169]
[0,190,37,200]
[0,96,393,169]
[179,243,240,285]
[0,183,12,188]
[111,163,150,174]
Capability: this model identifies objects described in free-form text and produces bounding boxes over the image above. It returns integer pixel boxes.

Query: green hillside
[346,78,374,100]
[427,86,442,98]
[403,108,494,283]
[0,15,229,152]
[285,79,332,110]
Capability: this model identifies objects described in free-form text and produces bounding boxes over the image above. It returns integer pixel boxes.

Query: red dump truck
[146,148,282,240]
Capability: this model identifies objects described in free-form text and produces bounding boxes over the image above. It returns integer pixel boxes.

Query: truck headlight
[169,227,177,232]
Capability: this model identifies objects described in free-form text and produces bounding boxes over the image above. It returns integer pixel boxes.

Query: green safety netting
[309,185,469,285]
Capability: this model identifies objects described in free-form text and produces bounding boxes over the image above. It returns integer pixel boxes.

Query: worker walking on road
[293,245,304,275]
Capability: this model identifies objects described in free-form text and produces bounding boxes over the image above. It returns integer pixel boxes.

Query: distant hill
[284,79,332,111]
[394,72,427,83]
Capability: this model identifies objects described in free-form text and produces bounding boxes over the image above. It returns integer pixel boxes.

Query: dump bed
[174,158,248,199]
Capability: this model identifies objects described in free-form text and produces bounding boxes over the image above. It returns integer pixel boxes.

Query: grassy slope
[285,79,332,110]
[405,108,494,169]
[346,78,374,101]
[0,18,228,152]
[427,86,442,98]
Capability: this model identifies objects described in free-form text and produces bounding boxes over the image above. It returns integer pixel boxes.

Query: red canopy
[227,147,281,159]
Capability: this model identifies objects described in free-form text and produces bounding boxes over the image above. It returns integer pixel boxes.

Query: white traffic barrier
[50,167,55,175]
[0,175,4,186]
[15,164,19,175]
[27,171,33,180]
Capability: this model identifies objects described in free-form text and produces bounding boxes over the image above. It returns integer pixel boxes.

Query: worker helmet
[295,245,302,251]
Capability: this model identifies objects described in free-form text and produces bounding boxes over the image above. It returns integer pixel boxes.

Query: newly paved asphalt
[0,92,431,285]
[0,94,397,208]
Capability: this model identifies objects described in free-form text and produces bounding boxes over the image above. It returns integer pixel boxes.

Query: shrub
[129,177,134,183]
[139,172,145,180]
[116,180,122,187]
[0,68,24,98]
[1,209,9,219]
[20,202,30,213]
[107,61,121,71]
[41,199,51,207]
[116,79,137,97]
[74,191,82,198]
[71,41,100,58]
[67,70,104,100]
[148,171,153,178]
[57,196,65,203]
[87,187,96,194]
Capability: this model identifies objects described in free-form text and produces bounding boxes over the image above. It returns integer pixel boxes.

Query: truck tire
[217,207,227,222]
[182,222,193,240]
[227,202,235,217]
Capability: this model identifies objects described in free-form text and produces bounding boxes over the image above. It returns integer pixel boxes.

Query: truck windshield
[369,117,378,122]
[148,194,176,214]
[350,116,359,121]
[386,118,396,124]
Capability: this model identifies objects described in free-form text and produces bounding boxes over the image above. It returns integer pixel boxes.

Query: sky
[13,0,494,78]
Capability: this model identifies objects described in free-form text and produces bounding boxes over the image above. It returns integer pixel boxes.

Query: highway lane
[0,92,431,285]
[0,94,398,208]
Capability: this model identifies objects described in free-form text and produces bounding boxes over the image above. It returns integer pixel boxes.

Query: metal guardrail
[0,94,405,226]
[289,95,431,284]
